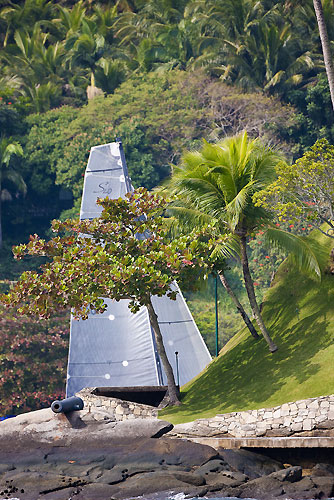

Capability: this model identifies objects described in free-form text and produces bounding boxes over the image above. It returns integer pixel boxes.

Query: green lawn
[160,233,334,424]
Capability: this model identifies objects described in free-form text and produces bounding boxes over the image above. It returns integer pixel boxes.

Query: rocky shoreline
[1,406,334,500]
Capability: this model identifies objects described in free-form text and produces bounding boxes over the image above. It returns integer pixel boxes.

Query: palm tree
[167,132,285,353]
[52,2,87,41]
[64,21,107,74]
[0,0,54,48]
[92,3,118,44]
[114,0,202,73]
[4,28,65,110]
[164,203,260,341]
[223,19,316,94]
[313,0,334,110]
[167,132,323,352]
[188,0,316,94]
[94,58,127,94]
[0,138,25,248]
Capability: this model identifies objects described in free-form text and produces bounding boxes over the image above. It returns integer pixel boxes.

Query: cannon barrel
[51,396,84,414]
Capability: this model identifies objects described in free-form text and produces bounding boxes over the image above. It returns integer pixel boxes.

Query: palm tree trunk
[239,235,278,353]
[218,271,259,339]
[146,298,181,406]
[313,0,334,111]
[0,181,2,249]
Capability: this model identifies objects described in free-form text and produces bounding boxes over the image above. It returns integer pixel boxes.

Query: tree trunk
[218,271,260,340]
[0,182,2,249]
[239,235,278,353]
[313,0,334,111]
[146,298,181,406]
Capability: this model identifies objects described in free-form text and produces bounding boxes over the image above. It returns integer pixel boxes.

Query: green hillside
[161,232,334,424]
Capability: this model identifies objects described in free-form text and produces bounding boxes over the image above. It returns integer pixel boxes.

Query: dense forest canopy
[0,0,333,239]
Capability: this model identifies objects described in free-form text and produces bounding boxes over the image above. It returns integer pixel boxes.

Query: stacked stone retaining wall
[171,395,334,439]
[77,388,158,421]
[77,390,334,437]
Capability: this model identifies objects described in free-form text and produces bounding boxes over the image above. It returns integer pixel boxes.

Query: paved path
[188,436,334,449]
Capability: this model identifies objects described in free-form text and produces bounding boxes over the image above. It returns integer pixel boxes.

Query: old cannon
[51,396,84,414]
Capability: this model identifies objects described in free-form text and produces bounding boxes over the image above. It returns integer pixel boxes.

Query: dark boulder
[0,470,88,500]
[282,476,318,499]
[238,474,285,499]
[220,449,284,479]
[270,466,303,483]
[311,463,334,477]
[112,470,202,498]
[194,458,231,476]
[311,475,334,498]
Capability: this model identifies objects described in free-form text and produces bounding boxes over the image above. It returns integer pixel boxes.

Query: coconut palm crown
[172,132,278,232]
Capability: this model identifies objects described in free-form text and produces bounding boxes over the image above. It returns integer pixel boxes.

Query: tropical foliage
[165,132,284,351]
[19,70,294,220]
[0,0,333,112]
[255,138,334,239]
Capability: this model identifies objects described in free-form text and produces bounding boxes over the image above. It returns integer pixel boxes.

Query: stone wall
[76,389,334,437]
[171,395,334,439]
[77,388,158,421]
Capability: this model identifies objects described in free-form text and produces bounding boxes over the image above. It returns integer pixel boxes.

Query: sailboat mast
[116,138,132,194]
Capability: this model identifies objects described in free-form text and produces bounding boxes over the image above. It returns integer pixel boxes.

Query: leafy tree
[285,73,334,157]
[0,106,76,247]
[1,189,215,406]
[0,138,25,248]
[254,138,334,239]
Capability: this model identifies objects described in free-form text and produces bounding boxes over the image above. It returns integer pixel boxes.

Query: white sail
[66,140,211,397]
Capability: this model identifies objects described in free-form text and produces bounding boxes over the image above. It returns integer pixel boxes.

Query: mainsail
[66,140,211,397]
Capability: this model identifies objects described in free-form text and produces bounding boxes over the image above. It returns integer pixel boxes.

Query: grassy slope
[161,233,334,424]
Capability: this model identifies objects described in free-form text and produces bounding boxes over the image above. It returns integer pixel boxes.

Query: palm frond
[264,228,325,280]
[165,132,281,237]
[166,205,216,235]
[224,180,256,229]
[4,168,27,195]
[210,233,240,262]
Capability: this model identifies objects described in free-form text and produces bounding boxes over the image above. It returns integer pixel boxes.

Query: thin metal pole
[175,351,180,388]
[215,273,219,357]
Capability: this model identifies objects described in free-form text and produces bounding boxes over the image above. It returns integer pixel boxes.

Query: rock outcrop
[2,403,334,499]
[0,406,172,444]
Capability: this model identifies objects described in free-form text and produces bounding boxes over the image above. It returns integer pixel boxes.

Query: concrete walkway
[187,436,334,449]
